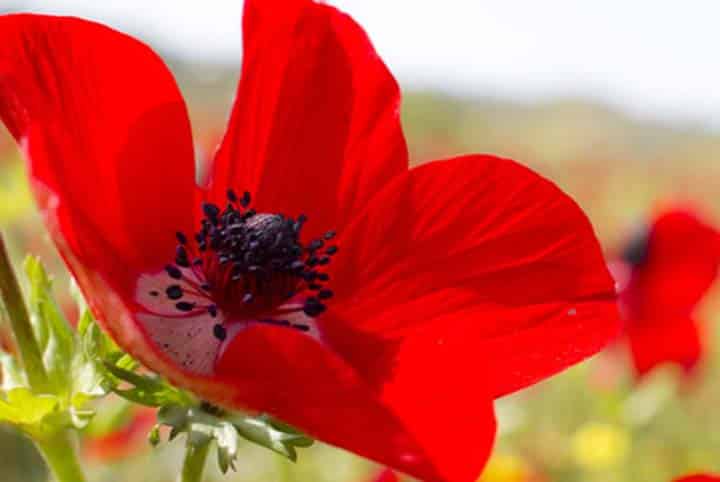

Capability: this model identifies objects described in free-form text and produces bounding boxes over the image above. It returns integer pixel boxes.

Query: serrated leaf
[24,256,74,397]
[105,363,193,407]
[229,413,313,462]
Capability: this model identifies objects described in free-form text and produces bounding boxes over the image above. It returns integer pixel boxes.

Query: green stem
[0,233,50,392]
[180,441,210,482]
[35,431,87,482]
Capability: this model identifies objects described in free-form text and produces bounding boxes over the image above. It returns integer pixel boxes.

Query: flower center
[149,190,337,341]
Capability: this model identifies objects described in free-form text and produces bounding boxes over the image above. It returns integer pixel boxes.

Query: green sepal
[104,362,194,407]
[154,404,314,473]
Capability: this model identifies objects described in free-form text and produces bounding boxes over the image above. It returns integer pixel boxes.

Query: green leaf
[23,256,74,397]
[105,363,193,407]
[0,388,58,427]
[0,351,27,391]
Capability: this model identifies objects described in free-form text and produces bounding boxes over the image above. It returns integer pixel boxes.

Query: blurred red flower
[615,206,720,378]
[674,475,720,482]
[0,1,619,480]
[83,407,156,462]
[368,469,398,482]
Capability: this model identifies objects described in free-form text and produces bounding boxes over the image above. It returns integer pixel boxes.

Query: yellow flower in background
[572,422,630,470]
[479,453,531,482]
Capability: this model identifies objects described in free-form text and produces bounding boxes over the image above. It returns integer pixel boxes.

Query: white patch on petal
[135,272,327,376]
[136,268,210,315]
[135,268,221,375]
[138,311,223,375]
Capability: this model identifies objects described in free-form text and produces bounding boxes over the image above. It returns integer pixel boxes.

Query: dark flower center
[150,190,337,341]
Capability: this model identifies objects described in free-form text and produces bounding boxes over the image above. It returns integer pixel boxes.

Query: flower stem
[180,441,211,482]
[35,431,87,482]
[0,233,50,392]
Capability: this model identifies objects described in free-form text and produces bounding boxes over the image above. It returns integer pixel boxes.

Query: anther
[213,324,227,341]
[227,189,238,202]
[176,232,188,244]
[203,203,220,219]
[208,305,218,318]
[166,285,183,300]
[165,265,183,280]
[240,191,251,208]
[318,289,333,300]
[176,246,190,267]
[303,297,326,317]
[176,302,196,312]
[326,246,338,255]
[307,239,324,251]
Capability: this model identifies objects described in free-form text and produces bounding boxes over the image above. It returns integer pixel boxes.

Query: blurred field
[2,60,720,482]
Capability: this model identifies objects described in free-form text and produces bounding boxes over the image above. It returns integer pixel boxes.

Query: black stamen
[240,191,251,208]
[208,305,218,317]
[166,285,183,300]
[303,297,326,317]
[325,246,338,255]
[213,324,227,341]
[149,290,159,297]
[165,265,182,280]
[176,301,196,312]
[227,189,238,202]
[203,203,220,219]
[307,239,324,251]
[318,289,333,300]
[176,232,188,244]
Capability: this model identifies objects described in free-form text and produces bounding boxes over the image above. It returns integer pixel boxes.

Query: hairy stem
[36,431,87,482]
[0,233,50,392]
[180,440,211,482]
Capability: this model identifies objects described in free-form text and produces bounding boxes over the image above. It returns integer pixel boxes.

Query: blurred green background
[2,58,720,482]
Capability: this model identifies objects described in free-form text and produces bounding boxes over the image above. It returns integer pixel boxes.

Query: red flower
[616,206,720,377]
[83,407,156,462]
[674,475,720,482]
[0,2,619,481]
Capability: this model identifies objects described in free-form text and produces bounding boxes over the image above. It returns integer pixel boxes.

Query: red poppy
[83,407,156,462]
[0,2,619,481]
[674,475,720,482]
[616,206,720,377]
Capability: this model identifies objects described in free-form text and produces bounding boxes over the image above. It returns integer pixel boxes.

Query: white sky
[8,0,720,129]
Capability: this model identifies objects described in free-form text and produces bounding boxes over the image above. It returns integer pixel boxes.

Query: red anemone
[0,2,619,481]
[616,207,720,378]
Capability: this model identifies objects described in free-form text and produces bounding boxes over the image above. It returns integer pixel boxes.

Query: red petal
[627,317,703,377]
[623,208,720,320]
[206,0,407,239]
[215,324,496,482]
[0,14,196,292]
[330,155,620,398]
